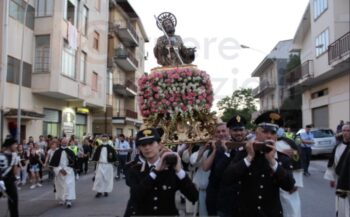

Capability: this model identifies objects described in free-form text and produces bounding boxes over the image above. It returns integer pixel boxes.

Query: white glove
[0,180,6,192]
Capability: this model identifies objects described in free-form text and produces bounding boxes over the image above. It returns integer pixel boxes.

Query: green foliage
[217,88,258,129]
[286,54,301,71]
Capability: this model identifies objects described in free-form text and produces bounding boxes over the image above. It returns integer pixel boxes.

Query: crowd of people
[0,113,349,217]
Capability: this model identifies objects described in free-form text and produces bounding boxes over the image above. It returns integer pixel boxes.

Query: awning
[4,109,45,120]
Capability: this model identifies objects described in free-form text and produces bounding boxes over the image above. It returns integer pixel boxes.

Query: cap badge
[143,130,152,137]
[269,113,280,124]
[236,115,241,123]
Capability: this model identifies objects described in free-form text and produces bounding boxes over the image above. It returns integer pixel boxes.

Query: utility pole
[0,0,9,145]
[17,2,29,143]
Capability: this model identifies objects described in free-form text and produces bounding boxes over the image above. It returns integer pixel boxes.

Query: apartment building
[285,0,349,129]
[0,0,110,142]
[95,0,148,138]
[252,40,293,111]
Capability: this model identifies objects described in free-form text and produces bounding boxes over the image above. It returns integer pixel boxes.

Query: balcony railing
[114,47,138,70]
[328,32,350,65]
[116,21,139,47]
[260,79,275,91]
[113,78,137,96]
[115,109,138,119]
[253,79,275,97]
[125,79,137,92]
[285,60,313,86]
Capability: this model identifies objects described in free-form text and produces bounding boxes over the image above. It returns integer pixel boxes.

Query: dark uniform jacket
[223,150,295,217]
[49,147,76,168]
[124,160,198,217]
[91,144,117,163]
[206,147,239,216]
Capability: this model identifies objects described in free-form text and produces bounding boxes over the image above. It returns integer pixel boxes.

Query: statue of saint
[154,12,196,66]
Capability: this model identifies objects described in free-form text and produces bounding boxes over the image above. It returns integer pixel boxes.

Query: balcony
[112,109,141,125]
[328,32,350,65]
[110,20,139,47]
[113,78,137,97]
[114,47,138,72]
[284,60,314,89]
[253,79,276,98]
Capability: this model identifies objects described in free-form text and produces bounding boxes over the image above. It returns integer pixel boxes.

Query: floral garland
[138,67,214,121]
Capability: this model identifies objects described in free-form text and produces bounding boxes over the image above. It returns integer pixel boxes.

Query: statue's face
[163,19,175,35]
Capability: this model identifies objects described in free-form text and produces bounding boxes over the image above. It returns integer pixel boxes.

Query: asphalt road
[0,159,335,217]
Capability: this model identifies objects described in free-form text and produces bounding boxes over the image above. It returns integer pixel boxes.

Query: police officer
[0,138,20,217]
[223,111,295,217]
[217,115,249,217]
[124,128,198,217]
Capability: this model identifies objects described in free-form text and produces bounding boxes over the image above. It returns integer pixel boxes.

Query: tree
[217,88,258,128]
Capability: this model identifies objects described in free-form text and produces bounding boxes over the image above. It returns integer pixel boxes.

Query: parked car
[296,128,336,156]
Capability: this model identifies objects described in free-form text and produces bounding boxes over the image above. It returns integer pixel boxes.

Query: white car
[296,128,336,156]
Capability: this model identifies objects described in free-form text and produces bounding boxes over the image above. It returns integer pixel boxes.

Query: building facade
[0,0,110,143]
[100,0,148,138]
[285,0,349,130]
[252,40,293,112]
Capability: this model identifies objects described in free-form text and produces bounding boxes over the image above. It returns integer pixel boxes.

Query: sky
[129,0,309,110]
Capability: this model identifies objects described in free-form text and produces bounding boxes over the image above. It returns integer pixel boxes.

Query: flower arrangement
[138,67,214,120]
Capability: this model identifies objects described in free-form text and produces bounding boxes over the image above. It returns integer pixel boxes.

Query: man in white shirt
[115,134,130,179]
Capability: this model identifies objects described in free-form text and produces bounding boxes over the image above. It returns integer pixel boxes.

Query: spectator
[285,126,295,140]
[34,143,45,183]
[300,125,315,176]
[29,146,43,189]
[81,139,91,174]
[115,134,130,179]
[17,143,29,187]
[38,135,48,153]
[44,139,59,181]
[336,120,344,134]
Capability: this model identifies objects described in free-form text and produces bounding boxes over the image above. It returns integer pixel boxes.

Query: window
[92,72,98,91]
[64,0,76,25]
[9,0,35,30]
[62,40,76,78]
[36,0,53,17]
[95,0,100,11]
[313,0,328,19]
[80,52,86,82]
[7,56,32,88]
[315,29,329,57]
[311,88,328,99]
[81,6,88,35]
[107,71,113,95]
[35,35,50,73]
[75,113,87,140]
[43,109,61,137]
[93,31,99,50]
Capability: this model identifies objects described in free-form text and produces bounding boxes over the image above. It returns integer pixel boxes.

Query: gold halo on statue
[156,12,177,30]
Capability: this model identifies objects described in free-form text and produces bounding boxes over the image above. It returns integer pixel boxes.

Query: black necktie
[149,165,155,172]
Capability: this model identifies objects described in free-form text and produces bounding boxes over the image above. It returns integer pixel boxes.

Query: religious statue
[154,12,196,66]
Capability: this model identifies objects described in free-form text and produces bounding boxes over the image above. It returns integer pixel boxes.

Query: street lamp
[0,0,9,145]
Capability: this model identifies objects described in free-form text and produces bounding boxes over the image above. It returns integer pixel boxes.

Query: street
[0,160,335,217]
